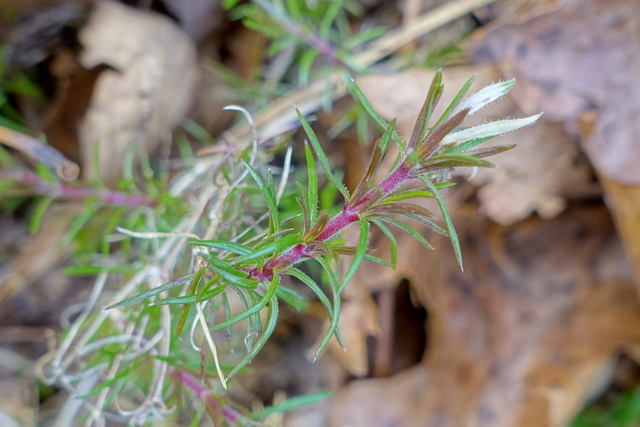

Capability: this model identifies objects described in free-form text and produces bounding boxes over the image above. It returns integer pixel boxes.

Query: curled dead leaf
[77,0,197,184]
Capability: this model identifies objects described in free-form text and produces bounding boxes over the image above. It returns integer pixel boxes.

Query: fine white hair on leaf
[453,79,516,116]
[442,113,542,145]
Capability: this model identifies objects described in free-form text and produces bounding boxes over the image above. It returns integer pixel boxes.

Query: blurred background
[1,0,640,426]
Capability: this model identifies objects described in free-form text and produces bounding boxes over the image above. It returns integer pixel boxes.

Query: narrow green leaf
[304,141,319,224]
[296,193,311,234]
[348,180,379,208]
[78,362,139,398]
[221,291,233,339]
[244,227,295,248]
[233,234,303,264]
[343,25,385,48]
[203,257,260,289]
[416,108,469,160]
[153,354,239,375]
[409,70,443,150]
[380,187,435,204]
[306,240,337,261]
[63,264,134,276]
[283,0,302,21]
[212,274,280,330]
[371,218,397,267]
[222,0,242,9]
[105,274,196,310]
[296,110,350,200]
[227,295,279,379]
[285,267,333,318]
[154,280,226,306]
[29,196,55,234]
[421,176,462,270]
[339,217,369,293]
[276,285,309,312]
[444,136,492,154]
[371,202,437,219]
[246,290,263,335]
[418,154,495,172]
[229,286,254,334]
[377,117,395,156]
[243,160,280,233]
[362,253,392,267]
[454,144,515,158]
[251,391,331,419]
[199,282,228,301]
[333,246,391,267]
[304,210,329,241]
[62,198,99,246]
[370,201,447,235]
[351,120,393,202]
[320,0,341,39]
[176,276,199,338]
[299,49,319,86]
[372,215,434,250]
[190,240,252,256]
[314,256,343,357]
[356,105,370,145]
[432,74,476,130]
[348,79,407,154]
[422,153,494,167]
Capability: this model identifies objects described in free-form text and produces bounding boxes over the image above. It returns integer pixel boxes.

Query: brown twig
[0,125,80,182]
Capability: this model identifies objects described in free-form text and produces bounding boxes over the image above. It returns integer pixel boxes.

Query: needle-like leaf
[408,70,443,150]
[297,109,351,200]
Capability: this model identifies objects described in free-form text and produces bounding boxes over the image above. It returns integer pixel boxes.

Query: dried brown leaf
[77,0,197,184]
[467,0,640,184]
[329,205,640,427]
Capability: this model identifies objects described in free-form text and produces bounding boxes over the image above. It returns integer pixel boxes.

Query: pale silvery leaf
[442,114,542,145]
[453,79,515,116]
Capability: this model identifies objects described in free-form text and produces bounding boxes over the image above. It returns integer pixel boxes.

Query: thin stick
[0,125,79,181]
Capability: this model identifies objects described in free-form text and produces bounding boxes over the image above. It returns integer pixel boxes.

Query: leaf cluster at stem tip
[109,70,541,385]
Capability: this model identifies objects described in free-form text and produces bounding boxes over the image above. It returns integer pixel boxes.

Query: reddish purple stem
[2,168,156,207]
[177,370,240,424]
[247,162,414,281]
